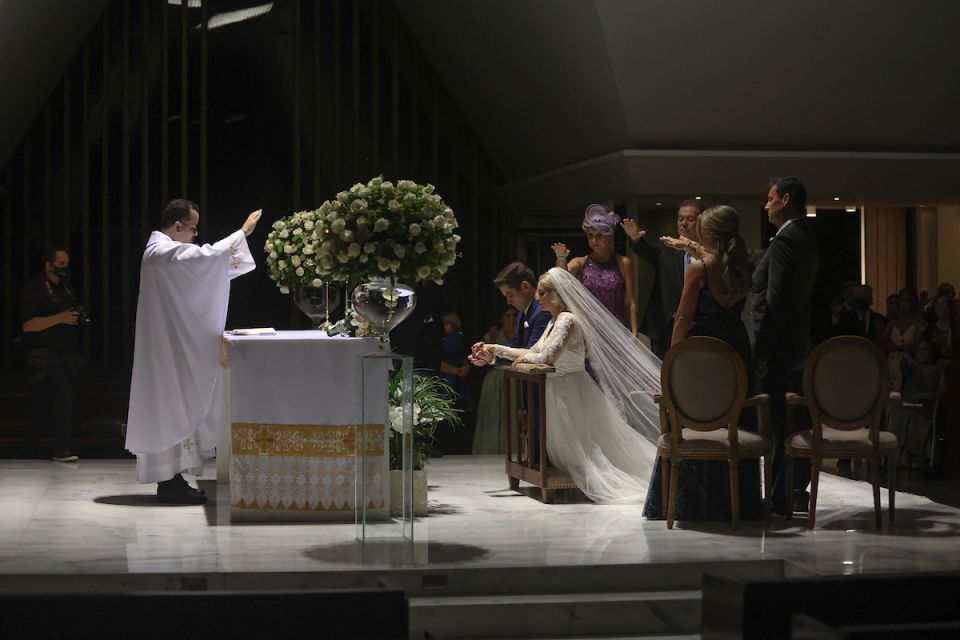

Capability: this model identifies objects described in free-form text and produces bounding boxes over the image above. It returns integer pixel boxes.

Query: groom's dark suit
[629,238,686,358]
[752,216,819,510]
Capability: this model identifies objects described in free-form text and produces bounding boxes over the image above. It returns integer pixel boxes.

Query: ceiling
[2,1,958,214]
[393,0,960,213]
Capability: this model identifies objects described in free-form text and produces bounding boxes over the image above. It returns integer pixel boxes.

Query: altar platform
[2,455,959,638]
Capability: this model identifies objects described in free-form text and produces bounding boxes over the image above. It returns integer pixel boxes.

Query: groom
[470,262,551,367]
[470,262,551,463]
[752,176,819,515]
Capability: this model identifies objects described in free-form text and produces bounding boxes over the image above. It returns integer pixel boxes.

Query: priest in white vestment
[125,198,261,504]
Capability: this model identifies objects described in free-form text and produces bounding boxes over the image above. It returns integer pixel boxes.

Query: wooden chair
[658,337,773,529]
[785,336,901,529]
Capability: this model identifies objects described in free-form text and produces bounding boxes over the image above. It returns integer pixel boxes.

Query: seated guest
[896,339,946,469]
[472,307,517,454]
[882,288,928,392]
[924,282,956,323]
[440,311,473,411]
[884,293,900,324]
[551,204,638,336]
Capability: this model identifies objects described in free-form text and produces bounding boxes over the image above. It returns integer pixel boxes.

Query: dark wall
[0,0,508,377]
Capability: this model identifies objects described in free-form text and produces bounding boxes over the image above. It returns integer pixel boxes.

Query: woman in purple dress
[552,205,638,336]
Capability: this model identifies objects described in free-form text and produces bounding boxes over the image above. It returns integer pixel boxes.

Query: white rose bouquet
[264,176,461,295]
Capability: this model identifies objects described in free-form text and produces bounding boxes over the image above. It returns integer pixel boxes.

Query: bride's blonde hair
[538,272,566,310]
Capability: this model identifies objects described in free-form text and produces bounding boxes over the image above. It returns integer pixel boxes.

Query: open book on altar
[226,328,276,336]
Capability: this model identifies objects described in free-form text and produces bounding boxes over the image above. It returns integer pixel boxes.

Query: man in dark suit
[752,176,820,515]
[835,284,884,343]
[470,262,551,464]
[469,262,550,366]
[622,199,703,358]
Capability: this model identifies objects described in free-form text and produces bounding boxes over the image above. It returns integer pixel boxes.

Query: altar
[218,331,390,521]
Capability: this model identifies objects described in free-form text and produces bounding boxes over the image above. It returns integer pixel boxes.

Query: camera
[72,306,93,327]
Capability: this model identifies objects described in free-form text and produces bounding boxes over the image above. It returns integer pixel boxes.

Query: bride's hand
[513,354,526,364]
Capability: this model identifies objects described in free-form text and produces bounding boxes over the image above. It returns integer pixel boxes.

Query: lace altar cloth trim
[231,423,384,457]
[230,423,386,511]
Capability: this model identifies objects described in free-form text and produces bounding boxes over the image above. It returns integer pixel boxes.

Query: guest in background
[884,293,900,324]
[551,204,638,336]
[926,292,960,476]
[471,307,517,454]
[895,339,946,469]
[924,282,956,323]
[882,288,928,392]
[440,311,473,411]
[621,199,705,357]
[835,284,883,342]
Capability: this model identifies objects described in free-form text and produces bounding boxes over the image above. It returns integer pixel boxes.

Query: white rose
[319,201,331,215]
[422,220,434,231]
[312,278,322,287]
[417,265,431,279]
[269,251,278,259]
[277,260,286,269]
[304,220,314,230]
[368,176,383,188]
[390,259,400,270]
[388,200,400,212]
[378,258,391,272]
[291,255,301,267]
[393,244,406,258]
[337,253,349,263]
[279,229,289,239]
[358,187,370,199]
[403,192,416,205]
[348,243,361,258]
[452,234,462,244]
[336,191,349,202]
[374,218,390,232]
[280,286,290,294]
[331,218,346,233]
[381,181,395,194]
[341,230,354,242]
[359,254,369,263]
[363,242,376,254]
[293,227,303,236]
[409,223,421,236]
[350,183,363,194]
[303,243,315,255]
[424,184,435,195]
[271,220,284,230]
[398,179,416,192]
[351,199,368,212]
[414,242,427,254]
[295,267,305,276]
[284,244,295,254]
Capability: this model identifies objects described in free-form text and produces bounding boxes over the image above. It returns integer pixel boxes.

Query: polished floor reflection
[0,455,958,579]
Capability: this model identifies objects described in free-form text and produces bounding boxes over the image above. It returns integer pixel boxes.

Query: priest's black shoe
[157,474,208,505]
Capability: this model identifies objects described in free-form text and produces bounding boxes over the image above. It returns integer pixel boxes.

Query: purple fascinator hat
[583,204,621,235]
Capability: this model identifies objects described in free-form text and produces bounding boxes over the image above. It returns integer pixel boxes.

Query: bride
[479,268,662,504]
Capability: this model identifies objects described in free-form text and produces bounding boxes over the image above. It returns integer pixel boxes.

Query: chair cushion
[786,427,898,456]
[658,428,770,455]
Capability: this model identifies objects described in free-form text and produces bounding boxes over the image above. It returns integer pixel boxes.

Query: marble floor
[1,455,959,584]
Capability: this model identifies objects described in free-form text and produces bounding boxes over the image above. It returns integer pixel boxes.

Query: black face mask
[52,266,70,282]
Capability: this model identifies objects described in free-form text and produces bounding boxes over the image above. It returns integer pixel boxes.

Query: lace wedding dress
[493,311,656,504]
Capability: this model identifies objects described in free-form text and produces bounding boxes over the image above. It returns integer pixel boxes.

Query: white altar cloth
[220,331,389,521]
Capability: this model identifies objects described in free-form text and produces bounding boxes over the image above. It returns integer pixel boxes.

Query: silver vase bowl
[351,279,417,340]
[294,283,342,329]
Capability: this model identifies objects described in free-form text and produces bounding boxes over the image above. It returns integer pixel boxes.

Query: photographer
[19,246,87,462]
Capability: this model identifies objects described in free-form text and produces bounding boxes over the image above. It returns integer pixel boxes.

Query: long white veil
[547,267,662,444]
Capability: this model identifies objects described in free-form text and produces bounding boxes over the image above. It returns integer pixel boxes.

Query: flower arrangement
[388,373,463,470]
[263,177,461,295]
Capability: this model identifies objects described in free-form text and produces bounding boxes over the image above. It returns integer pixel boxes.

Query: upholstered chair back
[662,337,747,435]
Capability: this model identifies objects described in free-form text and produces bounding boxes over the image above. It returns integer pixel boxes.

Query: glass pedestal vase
[294,282,341,330]
[351,278,416,349]
[357,352,415,547]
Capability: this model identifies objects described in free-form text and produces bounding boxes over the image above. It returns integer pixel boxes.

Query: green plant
[388,372,463,470]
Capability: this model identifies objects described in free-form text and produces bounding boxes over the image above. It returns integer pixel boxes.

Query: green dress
[471,331,512,454]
